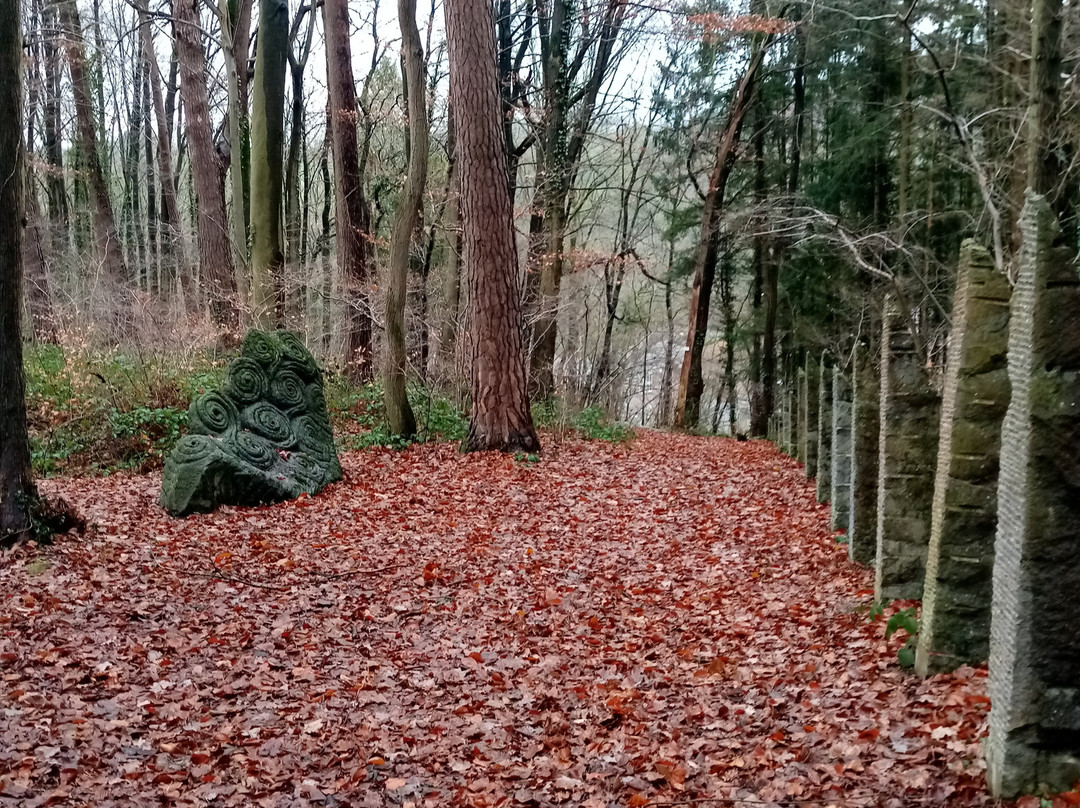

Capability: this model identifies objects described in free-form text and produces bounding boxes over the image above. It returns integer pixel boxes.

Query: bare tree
[323,0,374,380]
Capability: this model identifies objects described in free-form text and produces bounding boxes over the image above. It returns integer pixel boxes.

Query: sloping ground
[1,433,992,808]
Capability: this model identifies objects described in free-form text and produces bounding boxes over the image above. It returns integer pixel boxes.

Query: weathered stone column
[782,384,795,456]
[849,344,879,565]
[816,354,832,503]
[986,195,1080,797]
[830,367,852,532]
[916,242,1010,676]
[797,366,808,464]
[800,355,819,477]
[873,298,941,601]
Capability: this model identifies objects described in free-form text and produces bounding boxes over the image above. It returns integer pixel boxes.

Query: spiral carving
[232,431,279,471]
[242,330,282,369]
[188,391,239,437]
[269,369,306,412]
[224,358,269,405]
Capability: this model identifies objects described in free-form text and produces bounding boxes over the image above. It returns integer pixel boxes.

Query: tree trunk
[438,109,462,370]
[0,0,35,541]
[385,0,426,438]
[445,0,539,452]
[323,0,374,381]
[139,0,187,299]
[1027,0,1075,242]
[249,0,289,327]
[42,1,67,238]
[173,0,239,330]
[23,154,59,342]
[284,7,315,327]
[221,0,252,309]
[674,35,773,429]
[57,0,130,335]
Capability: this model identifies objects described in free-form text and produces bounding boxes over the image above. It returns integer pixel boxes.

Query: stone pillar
[797,366,808,464]
[830,367,852,532]
[849,344,879,565]
[916,242,1010,676]
[873,298,941,601]
[986,195,1080,797]
[816,354,832,503]
[800,355,819,477]
[782,384,795,456]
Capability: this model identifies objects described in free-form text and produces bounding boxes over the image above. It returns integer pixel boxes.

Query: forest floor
[0,432,1003,808]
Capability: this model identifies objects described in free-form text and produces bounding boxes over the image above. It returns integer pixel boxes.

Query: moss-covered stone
[160,330,342,516]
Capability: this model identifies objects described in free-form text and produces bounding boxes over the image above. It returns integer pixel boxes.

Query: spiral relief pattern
[243,402,295,446]
[243,330,282,369]
[188,391,239,436]
[269,369,306,412]
[161,330,341,516]
[224,358,269,405]
[171,434,222,464]
[232,431,280,471]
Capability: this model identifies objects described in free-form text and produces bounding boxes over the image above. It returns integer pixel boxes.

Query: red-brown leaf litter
[2,433,998,807]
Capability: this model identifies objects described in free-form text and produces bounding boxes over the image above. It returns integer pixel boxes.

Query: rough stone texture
[916,241,1011,677]
[830,367,852,533]
[800,356,819,478]
[987,195,1080,798]
[849,343,879,565]
[781,384,795,457]
[816,354,832,504]
[873,298,941,601]
[160,330,343,516]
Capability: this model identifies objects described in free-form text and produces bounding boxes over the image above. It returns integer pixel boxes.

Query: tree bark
[385,0,426,438]
[0,0,35,540]
[445,0,539,452]
[284,5,315,325]
[323,0,374,381]
[249,0,289,327]
[173,0,239,330]
[221,0,253,310]
[674,34,773,429]
[42,0,67,237]
[139,1,187,296]
[57,0,130,335]
[23,154,59,343]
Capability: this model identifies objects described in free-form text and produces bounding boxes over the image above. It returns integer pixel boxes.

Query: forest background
[11,0,1042,474]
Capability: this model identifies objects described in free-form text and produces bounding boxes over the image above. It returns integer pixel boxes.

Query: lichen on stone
[160,330,342,516]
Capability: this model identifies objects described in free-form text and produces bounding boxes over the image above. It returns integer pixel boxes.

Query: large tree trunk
[173,0,239,330]
[323,0,374,381]
[139,1,187,296]
[57,0,130,335]
[384,0,426,438]
[249,0,289,327]
[0,0,35,540]
[674,35,772,428]
[445,0,539,453]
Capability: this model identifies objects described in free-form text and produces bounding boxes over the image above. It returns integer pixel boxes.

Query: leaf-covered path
[2,434,993,807]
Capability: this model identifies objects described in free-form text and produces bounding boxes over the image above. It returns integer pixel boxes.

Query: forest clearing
[1,434,996,807]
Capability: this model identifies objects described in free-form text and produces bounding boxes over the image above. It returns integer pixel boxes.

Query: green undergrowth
[532,399,635,443]
[24,345,634,476]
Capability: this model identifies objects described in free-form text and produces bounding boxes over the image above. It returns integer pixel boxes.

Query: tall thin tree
[0,0,35,540]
